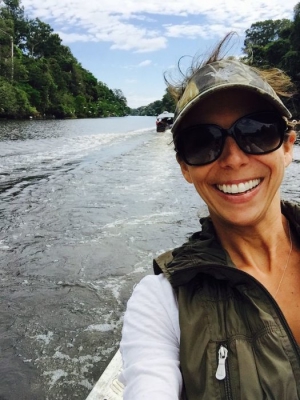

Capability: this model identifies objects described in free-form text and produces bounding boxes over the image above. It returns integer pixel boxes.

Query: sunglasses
[176,111,287,166]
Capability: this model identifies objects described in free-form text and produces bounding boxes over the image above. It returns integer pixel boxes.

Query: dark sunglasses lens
[235,114,284,154]
[181,126,223,165]
[178,112,285,166]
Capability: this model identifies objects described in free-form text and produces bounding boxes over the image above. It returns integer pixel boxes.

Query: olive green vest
[154,201,300,400]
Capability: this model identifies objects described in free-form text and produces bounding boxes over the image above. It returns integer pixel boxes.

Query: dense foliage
[242,3,300,117]
[130,89,176,116]
[0,0,130,119]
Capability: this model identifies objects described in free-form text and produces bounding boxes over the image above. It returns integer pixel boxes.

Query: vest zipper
[216,344,233,400]
[216,345,228,380]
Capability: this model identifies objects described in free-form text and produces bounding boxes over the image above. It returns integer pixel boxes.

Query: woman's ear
[284,130,296,167]
[176,154,193,184]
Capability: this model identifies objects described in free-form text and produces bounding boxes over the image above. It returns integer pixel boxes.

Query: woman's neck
[211,213,291,275]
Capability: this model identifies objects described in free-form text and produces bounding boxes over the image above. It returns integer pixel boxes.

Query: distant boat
[156,111,174,132]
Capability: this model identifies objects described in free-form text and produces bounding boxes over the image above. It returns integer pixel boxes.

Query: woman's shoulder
[127,273,179,318]
[133,273,176,300]
[123,273,180,344]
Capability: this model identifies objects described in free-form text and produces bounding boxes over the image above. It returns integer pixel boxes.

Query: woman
[120,34,300,399]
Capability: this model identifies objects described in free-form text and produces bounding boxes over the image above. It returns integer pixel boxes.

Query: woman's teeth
[217,179,261,194]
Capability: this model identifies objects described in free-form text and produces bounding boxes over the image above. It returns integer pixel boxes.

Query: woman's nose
[218,136,250,168]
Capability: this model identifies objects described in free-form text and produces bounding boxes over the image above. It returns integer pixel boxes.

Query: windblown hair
[164,32,296,131]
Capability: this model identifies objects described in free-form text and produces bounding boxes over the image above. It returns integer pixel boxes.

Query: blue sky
[21,0,297,108]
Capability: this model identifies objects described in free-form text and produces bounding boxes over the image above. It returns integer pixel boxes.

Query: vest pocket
[224,333,298,399]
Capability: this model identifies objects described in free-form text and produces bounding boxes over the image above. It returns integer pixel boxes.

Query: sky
[19,0,298,109]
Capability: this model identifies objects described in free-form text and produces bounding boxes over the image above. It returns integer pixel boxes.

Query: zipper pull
[216,345,228,380]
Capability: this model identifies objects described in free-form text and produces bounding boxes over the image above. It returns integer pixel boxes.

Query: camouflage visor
[171,59,292,133]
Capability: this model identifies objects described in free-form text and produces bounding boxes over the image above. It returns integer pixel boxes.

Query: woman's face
[177,89,296,228]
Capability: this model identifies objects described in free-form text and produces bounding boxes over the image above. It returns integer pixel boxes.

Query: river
[1,116,300,400]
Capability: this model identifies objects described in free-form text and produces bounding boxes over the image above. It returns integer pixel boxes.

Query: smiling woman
[120,33,300,399]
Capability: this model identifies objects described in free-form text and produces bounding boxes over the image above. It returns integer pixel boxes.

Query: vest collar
[158,201,300,288]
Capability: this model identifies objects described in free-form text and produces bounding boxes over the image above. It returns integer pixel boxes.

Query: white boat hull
[86,350,124,400]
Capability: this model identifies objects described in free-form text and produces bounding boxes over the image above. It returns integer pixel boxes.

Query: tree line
[2,0,300,120]
[0,0,130,119]
[130,90,176,117]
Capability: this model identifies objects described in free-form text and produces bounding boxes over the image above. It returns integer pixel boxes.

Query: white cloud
[164,24,217,39]
[21,0,297,53]
[138,60,152,67]
[56,32,96,43]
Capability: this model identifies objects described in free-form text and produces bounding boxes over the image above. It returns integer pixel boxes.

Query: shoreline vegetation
[0,0,131,120]
[1,1,300,120]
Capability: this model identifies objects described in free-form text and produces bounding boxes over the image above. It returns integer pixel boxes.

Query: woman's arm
[120,274,182,400]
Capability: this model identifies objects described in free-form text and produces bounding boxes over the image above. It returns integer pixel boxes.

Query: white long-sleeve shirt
[120,274,182,400]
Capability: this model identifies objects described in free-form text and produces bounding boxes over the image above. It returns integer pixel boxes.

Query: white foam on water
[34,331,54,345]
[128,251,160,274]
[51,350,102,365]
[103,280,123,302]
[53,351,70,360]
[90,231,122,241]
[1,122,154,176]
[78,379,93,390]
[85,324,114,332]
[101,346,115,356]
[102,211,176,229]
[132,265,149,273]
[0,240,10,250]
[78,355,102,363]
[43,369,68,389]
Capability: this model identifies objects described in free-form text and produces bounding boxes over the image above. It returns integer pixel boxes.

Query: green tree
[243,19,292,66]
[242,3,300,117]
[265,39,290,66]
[244,19,291,49]
[131,89,175,117]
[161,90,175,113]
[290,3,300,52]
[0,77,32,117]
[0,0,27,47]
[24,18,61,58]
[0,0,130,119]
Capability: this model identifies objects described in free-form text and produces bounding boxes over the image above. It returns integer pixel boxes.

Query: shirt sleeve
[120,273,182,400]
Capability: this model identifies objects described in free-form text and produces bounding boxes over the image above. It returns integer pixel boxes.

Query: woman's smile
[216,178,262,195]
